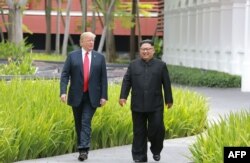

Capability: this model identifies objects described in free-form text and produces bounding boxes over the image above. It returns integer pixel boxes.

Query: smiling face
[139,42,155,62]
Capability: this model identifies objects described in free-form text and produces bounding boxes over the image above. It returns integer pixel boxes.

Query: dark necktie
[83,52,89,92]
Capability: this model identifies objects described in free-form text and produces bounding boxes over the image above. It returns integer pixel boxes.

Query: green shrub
[189,111,250,163]
[168,65,241,88]
[0,40,32,60]
[0,80,208,162]
[0,41,35,75]
[0,54,35,75]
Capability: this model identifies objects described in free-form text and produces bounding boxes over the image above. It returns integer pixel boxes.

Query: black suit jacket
[60,49,108,108]
[120,58,173,112]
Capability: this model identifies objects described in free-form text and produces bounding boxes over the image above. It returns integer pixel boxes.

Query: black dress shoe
[134,160,147,162]
[134,158,147,162]
[153,154,160,161]
[78,151,88,161]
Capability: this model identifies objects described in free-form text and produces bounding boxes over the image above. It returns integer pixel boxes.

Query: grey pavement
[15,62,250,163]
[178,86,250,122]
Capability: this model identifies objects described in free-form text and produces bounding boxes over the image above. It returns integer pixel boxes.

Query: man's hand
[100,98,106,107]
[166,103,173,109]
[60,94,67,103]
[119,99,127,107]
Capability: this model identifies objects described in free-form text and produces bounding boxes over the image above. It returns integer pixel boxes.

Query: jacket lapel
[89,51,96,78]
[78,50,83,78]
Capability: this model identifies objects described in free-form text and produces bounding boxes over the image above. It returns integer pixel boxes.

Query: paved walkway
[15,62,250,163]
[33,61,128,81]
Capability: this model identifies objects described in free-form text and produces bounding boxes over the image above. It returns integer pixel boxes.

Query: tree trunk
[91,0,96,33]
[97,0,115,54]
[94,1,104,28]
[105,3,116,63]
[62,0,72,56]
[45,0,52,54]
[80,0,87,32]
[6,0,28,44]
[98,26,106,53]
[55,0,61,54]
[60,14,75,50]
[9,5,23,43]
[130,0,136,60]
[106,30,116,62]
[7,2,13,42]
[136,0,141,49]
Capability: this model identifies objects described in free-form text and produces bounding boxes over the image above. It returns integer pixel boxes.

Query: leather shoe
[134,159,147,162]
[78,151,88,161]
[153,154,160,161]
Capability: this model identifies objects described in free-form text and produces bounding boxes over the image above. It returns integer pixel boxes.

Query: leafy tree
[6,0,28,44]
[62,0,72,56]
[95,0,117,62]
[112,1,153,60]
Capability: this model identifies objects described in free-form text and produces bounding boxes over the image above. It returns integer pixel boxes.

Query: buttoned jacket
[120,58,173,112]
[60,49,108,108]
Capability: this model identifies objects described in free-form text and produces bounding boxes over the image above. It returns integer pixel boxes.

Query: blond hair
[80,32,96,41]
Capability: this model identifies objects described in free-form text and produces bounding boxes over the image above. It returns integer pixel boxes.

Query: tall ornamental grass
[91,85,133,149]
[0,80,208,162]
[92,85,208,149]
[164,88,208,138]
[189,111,250,163]
[0,79,75,163]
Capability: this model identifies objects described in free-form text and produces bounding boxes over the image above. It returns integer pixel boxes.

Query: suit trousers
[72,91,96,150]
[131,110,165,161]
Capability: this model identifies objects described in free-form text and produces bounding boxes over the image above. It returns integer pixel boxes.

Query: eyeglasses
[140,48,153,51]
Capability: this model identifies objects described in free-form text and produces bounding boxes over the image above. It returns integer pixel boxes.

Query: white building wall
[163,0,250,91]
[242,0,250,91]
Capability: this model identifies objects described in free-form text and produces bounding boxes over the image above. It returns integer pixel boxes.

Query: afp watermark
[224,147,250,163]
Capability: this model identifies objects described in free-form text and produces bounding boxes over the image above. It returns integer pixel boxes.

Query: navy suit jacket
[60,49,108,108]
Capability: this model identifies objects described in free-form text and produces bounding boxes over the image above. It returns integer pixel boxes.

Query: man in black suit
[60,32,108,161]
[119,39,173,162]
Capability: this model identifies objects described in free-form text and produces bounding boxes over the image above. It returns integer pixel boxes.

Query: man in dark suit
[119,39,173,162]
[60,32,108,161]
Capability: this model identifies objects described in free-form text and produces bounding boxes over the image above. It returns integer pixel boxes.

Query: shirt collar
[82,48,92,56]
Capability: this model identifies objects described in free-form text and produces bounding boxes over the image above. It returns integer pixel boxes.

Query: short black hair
[140,39,154,47]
